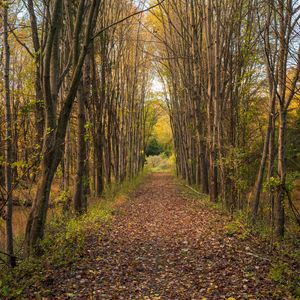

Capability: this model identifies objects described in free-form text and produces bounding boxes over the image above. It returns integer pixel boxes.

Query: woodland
[0,0,300,299]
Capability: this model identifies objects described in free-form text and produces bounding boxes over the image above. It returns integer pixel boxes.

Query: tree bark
[275,109,287,238]
[73,80,87,214]
[27,0,44,145]
[2,3,16,268]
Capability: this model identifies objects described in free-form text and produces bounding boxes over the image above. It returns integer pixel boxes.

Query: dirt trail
[33,173,278,299]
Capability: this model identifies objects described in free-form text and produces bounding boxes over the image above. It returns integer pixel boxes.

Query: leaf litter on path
[26,173,286,300]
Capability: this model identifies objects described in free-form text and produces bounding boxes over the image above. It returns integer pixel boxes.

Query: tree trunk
[73,81,87,214]
[275,109,286,238]
[3,3,16,268]
[251,83,276,220]
[251,114,272,219]
[25,142,61,255]
[200,140,209,194]
[25,0,100,255]
[27,0,44,145]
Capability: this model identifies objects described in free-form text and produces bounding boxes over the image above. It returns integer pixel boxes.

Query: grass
[0,170,149,299]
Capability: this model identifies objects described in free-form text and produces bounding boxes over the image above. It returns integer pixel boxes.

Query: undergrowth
[179,180,300,299]
[0,171,148,299]
[145,154,175,173]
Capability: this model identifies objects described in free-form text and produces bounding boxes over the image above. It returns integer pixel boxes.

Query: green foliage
[145,137,164,156]
[10,160,26,168]
[286,171,300,191]
[263,172,300,192]
[269,261,293,283]
[268,260,300,298]
[56,164,63,178]
[19,100,44,115]
[218,146,256,196]
[263,176,281,192]
[54,189,71,206]
[267,242,300,299]
[84,121,92,142]
[224,217,252,240]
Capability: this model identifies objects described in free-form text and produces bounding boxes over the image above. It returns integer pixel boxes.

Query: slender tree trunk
[95,137,104,196]
[268,104,276,229]
[275,109,286,238]
[63,126,70,191]
[251,115,272,219]
[251,88,276,220]
[2,3,16,268]
[200,140,209,194]
[73,80,87,214]
[27,0,44,145]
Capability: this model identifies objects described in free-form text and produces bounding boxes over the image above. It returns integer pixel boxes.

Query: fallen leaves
[25,173,285,299]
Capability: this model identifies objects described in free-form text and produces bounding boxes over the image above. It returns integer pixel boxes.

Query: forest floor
[23,173,295,299]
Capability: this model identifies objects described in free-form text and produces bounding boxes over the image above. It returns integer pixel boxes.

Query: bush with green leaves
[145,137,164,156]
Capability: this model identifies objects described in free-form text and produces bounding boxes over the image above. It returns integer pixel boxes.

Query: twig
[8,24,34,58]
[0,249,18,259]
[0,256,8,265]
[237,250,271,261]
[184,184,206,197]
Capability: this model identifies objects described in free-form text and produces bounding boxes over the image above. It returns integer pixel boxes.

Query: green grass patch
[268,259,300,298]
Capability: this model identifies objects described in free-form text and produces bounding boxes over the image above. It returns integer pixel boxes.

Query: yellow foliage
[153,112,172,145]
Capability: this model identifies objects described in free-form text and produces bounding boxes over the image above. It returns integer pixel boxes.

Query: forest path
[44,173,277,299]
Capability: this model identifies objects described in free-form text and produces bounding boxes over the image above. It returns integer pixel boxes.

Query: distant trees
[143,99,172,157]
[152,0,300,238]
